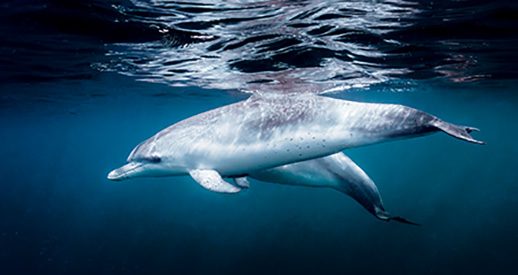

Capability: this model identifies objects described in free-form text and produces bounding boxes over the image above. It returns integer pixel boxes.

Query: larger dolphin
[108,93,483,193]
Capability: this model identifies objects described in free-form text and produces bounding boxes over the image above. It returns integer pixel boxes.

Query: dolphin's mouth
[107,162,145,181]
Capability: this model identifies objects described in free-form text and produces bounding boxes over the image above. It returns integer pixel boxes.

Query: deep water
[2,74,517,274]
[1,0,518,274]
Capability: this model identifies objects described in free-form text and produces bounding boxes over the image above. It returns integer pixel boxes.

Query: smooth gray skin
[249,152,404,222]
[107,93,483,188]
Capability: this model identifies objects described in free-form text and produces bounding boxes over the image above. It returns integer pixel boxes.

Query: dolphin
[248,152,418,225]
[107,93,483,194]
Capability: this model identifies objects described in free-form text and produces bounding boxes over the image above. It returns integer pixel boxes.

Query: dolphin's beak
[107,162,145,181]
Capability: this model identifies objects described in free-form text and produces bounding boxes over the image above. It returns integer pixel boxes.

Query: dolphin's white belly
[184,137,342,176]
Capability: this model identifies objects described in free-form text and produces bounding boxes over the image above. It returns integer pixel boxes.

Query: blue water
[1,0,518,274]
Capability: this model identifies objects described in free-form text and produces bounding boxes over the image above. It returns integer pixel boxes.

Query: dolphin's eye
[146,156,162,163]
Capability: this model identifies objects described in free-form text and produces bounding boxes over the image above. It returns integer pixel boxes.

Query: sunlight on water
[102,0,420,93]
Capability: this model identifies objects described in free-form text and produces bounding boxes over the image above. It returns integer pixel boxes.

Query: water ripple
[100,0,421,93]
[1,0,517,93]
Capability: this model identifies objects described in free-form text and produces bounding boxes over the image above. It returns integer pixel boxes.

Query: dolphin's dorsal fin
[189,169,241,193]
[233,177,250,188]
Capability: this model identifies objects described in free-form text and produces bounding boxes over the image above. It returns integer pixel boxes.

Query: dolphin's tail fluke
[387,216,421,226]
[375,207,420,226]
[432,119,485,145]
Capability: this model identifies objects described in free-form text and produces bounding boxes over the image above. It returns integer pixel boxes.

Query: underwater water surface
[1,0,518,274]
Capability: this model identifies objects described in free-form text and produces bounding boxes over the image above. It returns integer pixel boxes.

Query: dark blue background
[1,74,517,274]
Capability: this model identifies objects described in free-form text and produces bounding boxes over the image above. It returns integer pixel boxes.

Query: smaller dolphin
[248,152,418,225]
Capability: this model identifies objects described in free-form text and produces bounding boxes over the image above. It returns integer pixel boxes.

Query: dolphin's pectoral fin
[189,169,241,193]
[233,177,250,188]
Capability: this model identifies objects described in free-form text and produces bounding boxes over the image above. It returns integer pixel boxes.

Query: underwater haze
[1,0,518,274]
